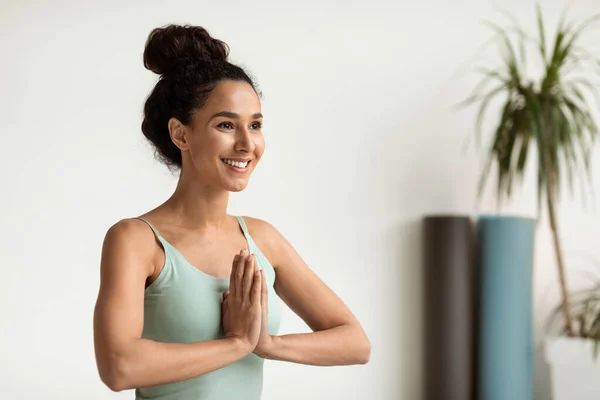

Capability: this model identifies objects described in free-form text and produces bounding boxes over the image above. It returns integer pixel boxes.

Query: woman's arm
[93,220,252,392]
[246,217,371,366]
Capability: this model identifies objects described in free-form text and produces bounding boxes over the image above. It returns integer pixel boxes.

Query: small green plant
[459,4,600,337]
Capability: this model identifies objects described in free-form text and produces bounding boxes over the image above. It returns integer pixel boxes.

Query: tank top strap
[235,216,258,253]
[135,217,164,241]
[235,216,251,237]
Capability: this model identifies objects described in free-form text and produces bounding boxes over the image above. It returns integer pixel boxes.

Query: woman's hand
[253,269,274,358]
[223,259,274,358]
[221,250,262,352]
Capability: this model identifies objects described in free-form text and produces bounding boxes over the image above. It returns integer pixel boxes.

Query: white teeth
[223,159,249,169]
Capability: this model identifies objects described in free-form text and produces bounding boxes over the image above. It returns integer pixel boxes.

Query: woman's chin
[224,179,249,193]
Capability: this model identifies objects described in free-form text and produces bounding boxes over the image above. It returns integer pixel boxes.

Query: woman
[93,24,370,400]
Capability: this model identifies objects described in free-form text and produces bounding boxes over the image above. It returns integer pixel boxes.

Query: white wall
[1,0,599,399]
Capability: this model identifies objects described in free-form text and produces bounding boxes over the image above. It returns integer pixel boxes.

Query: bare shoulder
[103,218,158,254]
[240,216,290,268]
[101,218,160,279]
[241,216,280,240]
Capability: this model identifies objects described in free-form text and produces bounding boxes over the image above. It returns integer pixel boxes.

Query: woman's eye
[217,121,261,130]
[218,122,234,129]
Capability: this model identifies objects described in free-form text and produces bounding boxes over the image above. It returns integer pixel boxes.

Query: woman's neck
[162,172,230,232]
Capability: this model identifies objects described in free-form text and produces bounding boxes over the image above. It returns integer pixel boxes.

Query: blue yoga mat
[477,215,536,400]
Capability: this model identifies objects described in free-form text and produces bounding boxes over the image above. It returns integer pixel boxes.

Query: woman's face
[172,80,265,192]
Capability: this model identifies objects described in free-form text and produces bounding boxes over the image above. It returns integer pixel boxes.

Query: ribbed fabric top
[134,216,283,400]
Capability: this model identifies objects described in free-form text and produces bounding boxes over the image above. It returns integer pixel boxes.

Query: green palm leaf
[464,7,600,208]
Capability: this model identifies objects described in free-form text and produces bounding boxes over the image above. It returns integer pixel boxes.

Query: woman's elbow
[98,354,132,392]
[357,337,371,364]
[351,327,371,365]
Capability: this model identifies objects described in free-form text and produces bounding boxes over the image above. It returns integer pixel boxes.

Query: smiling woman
[92,24,370,400]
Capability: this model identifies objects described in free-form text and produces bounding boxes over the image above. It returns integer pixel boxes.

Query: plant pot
[545,336,600,400]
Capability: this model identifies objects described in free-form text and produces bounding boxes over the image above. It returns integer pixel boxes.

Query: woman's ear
[168,117,190,151]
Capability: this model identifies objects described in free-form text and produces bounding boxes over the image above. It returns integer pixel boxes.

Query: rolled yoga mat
[477,215,536,400]
[422,215,476,400]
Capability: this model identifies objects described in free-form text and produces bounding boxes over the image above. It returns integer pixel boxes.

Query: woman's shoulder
[105,217,155,239]
[99,217,162,281]
[102,218,161,259]
[239,215,279,241]
[238,216,292,267]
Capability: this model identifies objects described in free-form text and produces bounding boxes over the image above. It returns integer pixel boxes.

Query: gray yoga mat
[422,215,476,400]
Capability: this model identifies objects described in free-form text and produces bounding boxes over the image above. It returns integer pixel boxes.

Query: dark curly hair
[141,24,258,169]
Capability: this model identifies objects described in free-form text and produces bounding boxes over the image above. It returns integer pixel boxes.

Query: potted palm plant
[460,5,600,400]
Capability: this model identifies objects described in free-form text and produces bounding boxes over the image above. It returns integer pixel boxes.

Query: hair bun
[143,24,229,75]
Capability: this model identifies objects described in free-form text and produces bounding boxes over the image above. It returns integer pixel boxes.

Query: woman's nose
[234,128,255,153]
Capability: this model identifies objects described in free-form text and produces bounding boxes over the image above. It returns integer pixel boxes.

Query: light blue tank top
[134,216,283,400]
